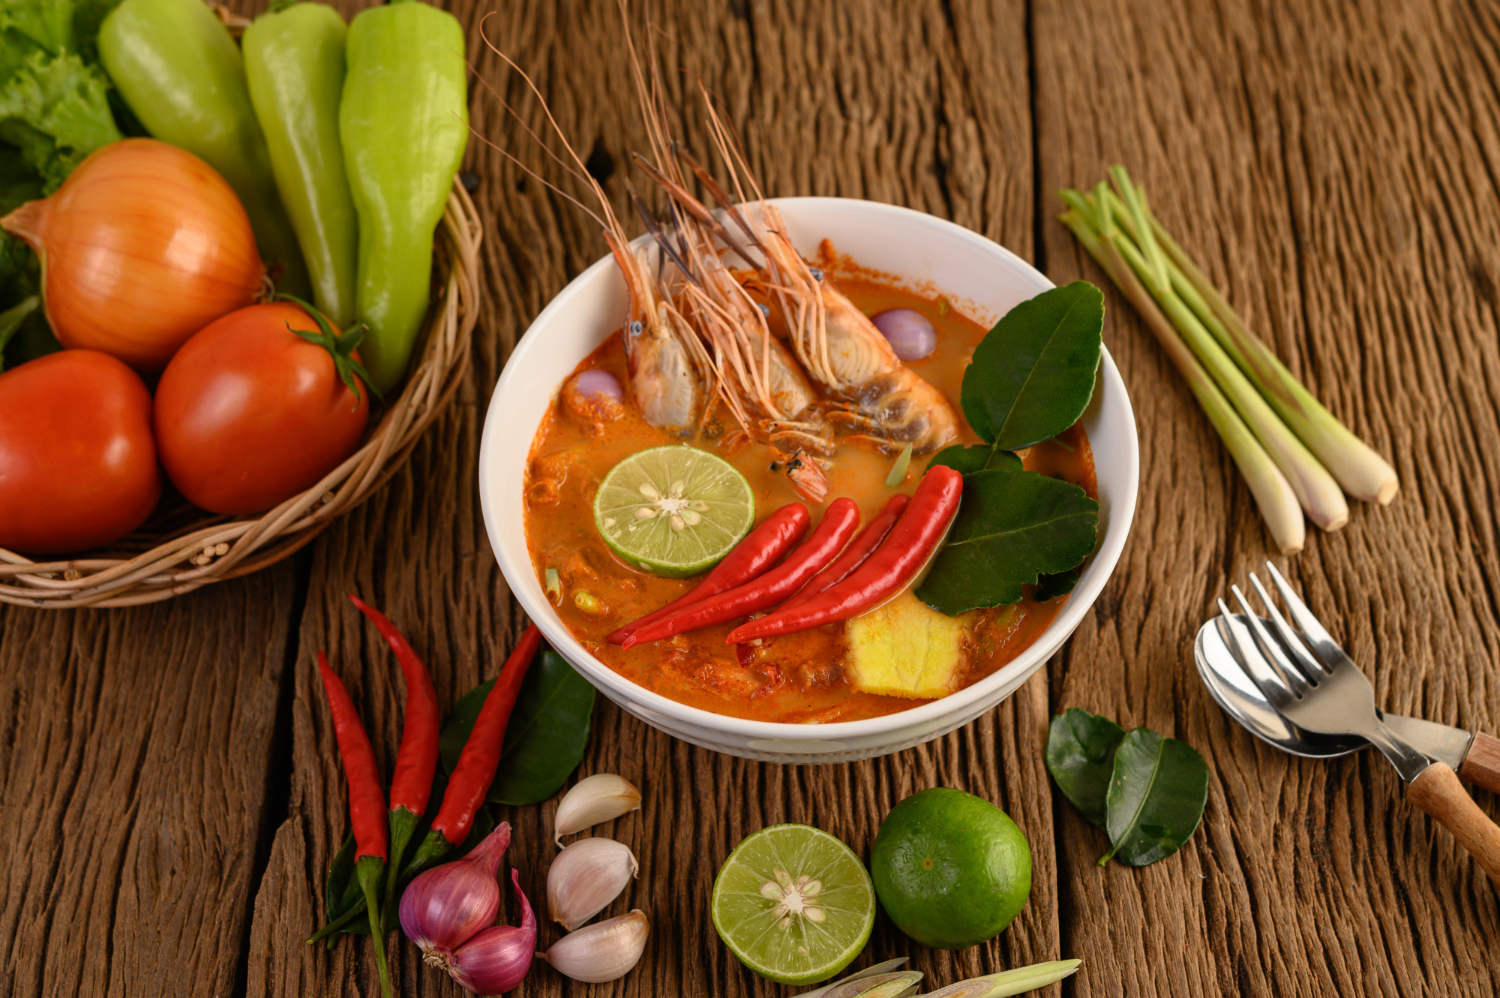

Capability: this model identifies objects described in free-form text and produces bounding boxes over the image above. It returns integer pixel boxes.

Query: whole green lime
[869,787,1032,949]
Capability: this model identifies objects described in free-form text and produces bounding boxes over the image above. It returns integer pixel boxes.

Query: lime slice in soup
[594,445,755,577]
[711,824,876,985]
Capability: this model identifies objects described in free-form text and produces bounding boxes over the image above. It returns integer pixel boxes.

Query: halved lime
[594,445,755,577]
[711,824,875,986]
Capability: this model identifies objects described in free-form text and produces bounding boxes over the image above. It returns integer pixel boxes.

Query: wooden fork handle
[1458,732,1500,796]
[1407,762,1500,889]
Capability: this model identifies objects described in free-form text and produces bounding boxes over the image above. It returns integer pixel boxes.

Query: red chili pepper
[608,502,810,644]
[430,623,542,846]
[316,651,388,862]
[621,498,861,648]
[347,594,441,916]
[779,493,908,612]
[348,595,440,816]
[317,651,394,997]
[726,465,963,643]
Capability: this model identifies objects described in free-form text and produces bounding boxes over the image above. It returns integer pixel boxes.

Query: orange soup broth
[523,273,1096,723]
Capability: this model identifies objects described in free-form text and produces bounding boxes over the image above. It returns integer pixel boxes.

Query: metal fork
[1219,562,1500,889]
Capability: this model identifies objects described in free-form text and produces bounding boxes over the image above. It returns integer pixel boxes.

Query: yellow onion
[0,138,263,373]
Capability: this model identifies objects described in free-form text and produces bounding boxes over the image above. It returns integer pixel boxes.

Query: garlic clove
[539,909,650,983]
[553,773,642,845]
[547,837,639,931]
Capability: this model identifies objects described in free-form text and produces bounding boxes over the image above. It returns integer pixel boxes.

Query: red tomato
[154,302,370,515]
[0,350,161,554]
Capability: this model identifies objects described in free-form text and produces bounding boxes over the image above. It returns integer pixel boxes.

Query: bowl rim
[480,195,1139,743]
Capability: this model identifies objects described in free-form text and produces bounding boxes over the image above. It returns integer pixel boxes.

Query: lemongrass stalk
[851,980,920,998]
[1101,188,1399,504]
[1060,202,1305,553]
[796,959,911,998]
[1083,180,1348,532]
[921,959,1084,998]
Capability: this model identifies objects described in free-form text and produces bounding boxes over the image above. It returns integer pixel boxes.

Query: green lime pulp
[869,787,1032,950]
[593,445,755,578]
[712,824,876,985]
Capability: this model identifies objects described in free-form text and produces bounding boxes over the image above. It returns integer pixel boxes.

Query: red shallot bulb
[871,308,937,361]
[561,368,626,427]
[571,369,624,401]
[447,870,536,995]
[399,822,511,966]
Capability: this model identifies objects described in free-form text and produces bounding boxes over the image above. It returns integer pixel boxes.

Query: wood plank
[241,0,1066,995]
[1035,0,1500,993]
[0,570,296,997]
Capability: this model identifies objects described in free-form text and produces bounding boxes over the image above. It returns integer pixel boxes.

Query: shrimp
[756,205,960,455]
[473,20,711,437]
[675,238,833,501]
[607,229,710,434]
[682,103,962,456]
[621,18,832,500]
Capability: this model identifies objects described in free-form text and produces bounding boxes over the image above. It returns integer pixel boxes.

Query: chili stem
[384,805,422,917]
[305,840,445,944]
[356,855,392,998]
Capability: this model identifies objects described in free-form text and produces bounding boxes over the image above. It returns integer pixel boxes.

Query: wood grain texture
[6,0,1500,996]
[0,571,295,997]
[1037,0,1500,993]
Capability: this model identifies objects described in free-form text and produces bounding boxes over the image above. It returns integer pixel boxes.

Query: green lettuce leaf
[0,0,76,62]
[0,48,120,190]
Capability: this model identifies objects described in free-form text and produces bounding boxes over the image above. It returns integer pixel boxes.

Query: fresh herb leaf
[928,443,1022,475]
[1046,711,1210,868]
[1033,568,1080,602]
[324,832,360,920]
[1045,708,1125,828]
[1099,728,1209,867]
[441,647,597,806]
[915,469,1099,615]
[961,281,1103,451]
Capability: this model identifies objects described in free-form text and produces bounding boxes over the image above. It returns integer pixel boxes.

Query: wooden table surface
[4,0,1500,994]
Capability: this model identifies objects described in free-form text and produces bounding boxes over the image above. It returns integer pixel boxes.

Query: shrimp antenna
[631,151,760,267]
[461,111,606,230]
[666,200,696,272]
[476,14,630,246]
[673,144,766,253]
[698,83,769,208]
[631,191,696,283]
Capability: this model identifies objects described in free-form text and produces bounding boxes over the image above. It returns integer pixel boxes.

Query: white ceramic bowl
[479,197,1139,763]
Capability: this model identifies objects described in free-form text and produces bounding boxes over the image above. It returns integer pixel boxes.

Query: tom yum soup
[523,206,1107,724]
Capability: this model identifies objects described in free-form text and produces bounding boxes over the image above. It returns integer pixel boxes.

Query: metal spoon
[1194,614,1473,766]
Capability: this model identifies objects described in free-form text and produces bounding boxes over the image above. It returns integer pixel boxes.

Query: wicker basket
[0,184,482,608]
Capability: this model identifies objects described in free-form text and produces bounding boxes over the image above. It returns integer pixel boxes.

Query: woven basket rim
[0,182,483,609]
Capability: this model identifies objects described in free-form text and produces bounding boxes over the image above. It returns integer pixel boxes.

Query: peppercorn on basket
[0,184,481,608]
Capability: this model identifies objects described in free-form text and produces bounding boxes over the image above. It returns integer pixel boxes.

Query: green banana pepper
[99,0,310,296]
[244,3,358,327]
[341,0,468,395]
